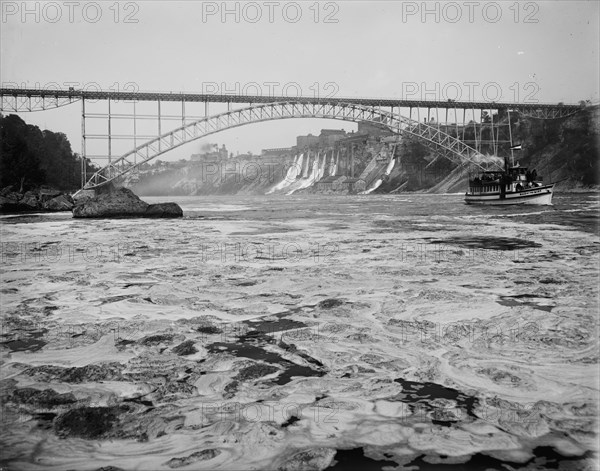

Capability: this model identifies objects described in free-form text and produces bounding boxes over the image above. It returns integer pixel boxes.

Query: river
[1,193,598,470]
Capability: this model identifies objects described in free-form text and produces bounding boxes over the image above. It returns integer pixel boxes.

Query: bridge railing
[0,87,584,111]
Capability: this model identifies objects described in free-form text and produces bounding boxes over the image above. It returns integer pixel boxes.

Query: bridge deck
[0,88,582,111]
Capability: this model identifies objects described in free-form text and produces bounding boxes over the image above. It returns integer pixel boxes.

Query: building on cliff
[261,147,293,159]
[319,129,348,147]
[296,133,320,150]
[191,144,229,163]
[357,120,393,138]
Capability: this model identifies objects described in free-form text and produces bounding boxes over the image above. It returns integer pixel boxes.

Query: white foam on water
[1,194,597,470]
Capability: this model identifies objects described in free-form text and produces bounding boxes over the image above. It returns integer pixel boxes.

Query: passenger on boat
[516,183,523,191]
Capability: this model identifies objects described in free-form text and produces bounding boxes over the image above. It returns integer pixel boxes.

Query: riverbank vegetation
[0,114,97,192]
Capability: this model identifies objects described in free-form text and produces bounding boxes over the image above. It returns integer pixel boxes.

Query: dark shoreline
[0,186,75,215]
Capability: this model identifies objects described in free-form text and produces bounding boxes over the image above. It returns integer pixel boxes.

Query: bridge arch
[84,101,494,189]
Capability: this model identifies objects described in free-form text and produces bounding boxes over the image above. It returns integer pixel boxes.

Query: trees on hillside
[0,114,97,191]
[0,115,46,191]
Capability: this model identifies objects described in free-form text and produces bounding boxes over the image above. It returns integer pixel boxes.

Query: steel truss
[83,101,500,189]
[1,87,588,190]
[0,88,583,119]
[0,93,80,112]
[512,108,581,120]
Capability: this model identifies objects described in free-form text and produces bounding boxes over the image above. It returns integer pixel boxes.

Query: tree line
[0,114,98,192]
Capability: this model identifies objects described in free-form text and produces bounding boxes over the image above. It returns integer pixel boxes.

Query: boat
[464,166,555,205]
[464,110,555,205]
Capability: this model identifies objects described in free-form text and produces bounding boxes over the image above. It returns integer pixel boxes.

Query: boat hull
[465,184,554,205]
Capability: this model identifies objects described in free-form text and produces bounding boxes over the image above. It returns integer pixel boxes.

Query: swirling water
[1,193,598,470]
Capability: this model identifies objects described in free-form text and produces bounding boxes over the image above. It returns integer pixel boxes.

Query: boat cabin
[467,165,543,195]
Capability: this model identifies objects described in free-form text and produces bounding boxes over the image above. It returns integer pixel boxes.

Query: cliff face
[513,105,599,189]
[131,106,598,196]
[131,143,388,196]
[377,105,599,194]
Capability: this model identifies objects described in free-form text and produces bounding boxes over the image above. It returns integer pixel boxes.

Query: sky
[1,0,599,163]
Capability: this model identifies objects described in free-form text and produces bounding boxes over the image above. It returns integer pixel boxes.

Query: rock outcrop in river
[72,186,183,218]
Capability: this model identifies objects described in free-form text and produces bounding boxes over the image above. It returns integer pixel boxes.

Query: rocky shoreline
[0,185,183,219]
[0,186,74,214]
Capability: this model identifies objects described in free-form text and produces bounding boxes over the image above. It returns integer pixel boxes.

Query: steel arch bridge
[83,101,495,188]
[0,87,587,190]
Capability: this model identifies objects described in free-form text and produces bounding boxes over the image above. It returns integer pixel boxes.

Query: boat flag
[510,144,522,150]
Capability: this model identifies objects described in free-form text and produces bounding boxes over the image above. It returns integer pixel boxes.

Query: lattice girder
[0,94,80,112]
[83,101,497,189]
